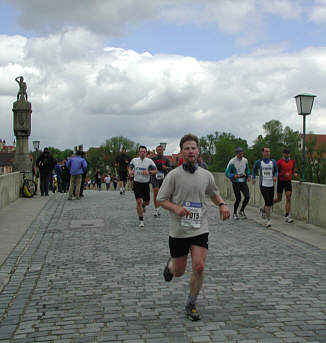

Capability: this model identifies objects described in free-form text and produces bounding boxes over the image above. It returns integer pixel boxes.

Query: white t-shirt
[130,157,157,183]
[104,176,111,184]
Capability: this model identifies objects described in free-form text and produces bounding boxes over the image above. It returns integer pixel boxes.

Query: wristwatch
[218,202,225,207]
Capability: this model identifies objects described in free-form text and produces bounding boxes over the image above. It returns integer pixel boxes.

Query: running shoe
[259,208,266,219]
[265,220,272,228]
[285,216,294,223]
[163,257,173,282]
[153,209,158,217]
[139,221,144,228]
[185,303,201,321]
[239,211,247,219]
[233,213,239,220]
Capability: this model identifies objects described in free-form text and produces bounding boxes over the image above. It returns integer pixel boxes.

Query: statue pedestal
[12,99,32,173]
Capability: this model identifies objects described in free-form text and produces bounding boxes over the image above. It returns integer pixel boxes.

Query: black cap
[43,148,49,153]
[235,147,243,154]
[283,148,290,154]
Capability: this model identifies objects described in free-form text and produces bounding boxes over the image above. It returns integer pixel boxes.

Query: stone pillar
[12,98,32,173]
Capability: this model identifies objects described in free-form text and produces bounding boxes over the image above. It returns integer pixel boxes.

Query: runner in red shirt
[273,148,298,223]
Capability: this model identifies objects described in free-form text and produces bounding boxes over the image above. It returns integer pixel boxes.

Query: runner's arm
[159,200,190,217]
[210,194,230,221]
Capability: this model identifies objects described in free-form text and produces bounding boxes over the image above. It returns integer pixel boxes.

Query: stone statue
[15,76,28,101]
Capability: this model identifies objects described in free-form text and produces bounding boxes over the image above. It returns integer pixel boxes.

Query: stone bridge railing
[0,172,20,210]
[212,172,326,229]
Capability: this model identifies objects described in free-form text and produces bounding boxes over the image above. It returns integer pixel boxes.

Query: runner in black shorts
[151,145,171,217]
[273,149,298,223]
[169,233,208,258]
[133,181,150,202]
[157,134,230,321]
[252,147,278,228]
[260,186,274,207]
[115,147,131,195]
[129,146,157,228]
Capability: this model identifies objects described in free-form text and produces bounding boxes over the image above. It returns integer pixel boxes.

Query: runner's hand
[219,205,230,221]
[174,206,191,217]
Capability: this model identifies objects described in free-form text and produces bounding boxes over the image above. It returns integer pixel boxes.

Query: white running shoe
[265,220,272,228]
[233,213,239,220]
[139,221,144,228]
[154,209,158,217]
[285,216,294,223]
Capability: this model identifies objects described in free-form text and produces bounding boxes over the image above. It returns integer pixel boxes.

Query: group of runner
[114,135,297,322]
[226,146,297,228]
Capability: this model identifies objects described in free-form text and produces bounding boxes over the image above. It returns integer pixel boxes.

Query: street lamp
[32,140,40,164]
[160,142,167,151]
[294,93,316,181]
[32,140,40,151]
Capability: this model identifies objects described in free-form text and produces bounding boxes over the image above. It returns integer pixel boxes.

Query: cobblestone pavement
[0,190,326,343]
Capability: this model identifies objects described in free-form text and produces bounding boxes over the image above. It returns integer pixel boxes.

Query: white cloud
[309,0,326,23]
[6,0,304,37]
[260,0,302,19]
[1,28,326,155]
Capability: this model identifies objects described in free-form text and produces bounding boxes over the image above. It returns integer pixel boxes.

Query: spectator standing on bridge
[112,176,118,190]
[36,147,56,196]
[225,147,251,219]
[60,160,70,193]
[104,175,111,191]
[273,148,298,223]
[157,134,230,321]
[252,147,278,228]
[54,162,62,193]
[79,151,88,198]
[95,169,102,191]
[66,151,87,200]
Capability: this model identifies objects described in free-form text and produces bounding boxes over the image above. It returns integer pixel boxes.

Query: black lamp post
[294,93,316,181]
[32,140,40,163]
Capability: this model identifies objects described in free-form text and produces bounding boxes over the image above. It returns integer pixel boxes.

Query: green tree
[200,132,248,172]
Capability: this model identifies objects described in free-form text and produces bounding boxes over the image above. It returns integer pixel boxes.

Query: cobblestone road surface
[0,190,326,343]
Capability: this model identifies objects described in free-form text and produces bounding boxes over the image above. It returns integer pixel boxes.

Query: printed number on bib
[156,172,164,180]
[181,201,202,229]
[263,170,272,177]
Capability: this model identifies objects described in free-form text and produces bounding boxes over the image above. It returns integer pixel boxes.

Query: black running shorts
[133,181,150,202]
[118,170,128,183]
[150,176,164,189]
[260,186,274,207]
[277,180,292,194]
[169,233,208,258]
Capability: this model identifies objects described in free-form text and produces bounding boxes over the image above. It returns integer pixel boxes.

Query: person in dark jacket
[60,160,70,193]
[79,151,88,197]
[36,148,56,196]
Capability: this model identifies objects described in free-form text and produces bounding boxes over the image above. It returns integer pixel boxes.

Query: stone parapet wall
[212,172,326,229]
[0,172,20,210]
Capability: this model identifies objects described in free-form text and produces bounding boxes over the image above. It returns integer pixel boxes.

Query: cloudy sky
[1,0,326,154]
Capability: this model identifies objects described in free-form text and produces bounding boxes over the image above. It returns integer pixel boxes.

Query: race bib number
[263,169,272,177]
[156,172,165,180]
[181,201,202,229]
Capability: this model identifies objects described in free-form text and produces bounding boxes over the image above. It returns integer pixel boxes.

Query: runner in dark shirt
[115,147,131,195]
[151,145,171,217]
